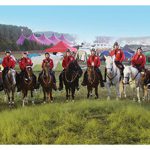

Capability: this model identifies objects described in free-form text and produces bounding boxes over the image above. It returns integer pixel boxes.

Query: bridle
[24,66,33,85]
[87,67,96,85]
[106,64,117,82]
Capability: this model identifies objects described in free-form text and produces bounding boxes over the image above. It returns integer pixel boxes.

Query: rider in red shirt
[81,48,104,87]
[2,50,16,82]
[17,52,37,92]
[38,52,57,91]
[103,42,125,82]
[131,47,146,72]
[58,49,75,91]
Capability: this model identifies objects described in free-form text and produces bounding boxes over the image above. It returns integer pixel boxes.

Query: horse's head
[43,61,50,76]
[123,66,131,84]
[67,60,82,73]
[25,66,33,80]
[87,66,95,81]
[143,69,150,88]
[104,55,114,76]
[8,68,16,85]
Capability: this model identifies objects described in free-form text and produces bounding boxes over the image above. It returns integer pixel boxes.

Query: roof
[49,33,60,44]
[27,34,41,44]
[59,34,72,45]
[38,34,54,45]
[16,34,26,45]
[45,41,77,53]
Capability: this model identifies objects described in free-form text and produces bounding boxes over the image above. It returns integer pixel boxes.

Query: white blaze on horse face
[123,67,130,84]
[10,69,16,85]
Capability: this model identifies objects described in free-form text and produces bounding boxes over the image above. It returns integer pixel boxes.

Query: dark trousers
[134,65,145,72]
[114,61,124,76]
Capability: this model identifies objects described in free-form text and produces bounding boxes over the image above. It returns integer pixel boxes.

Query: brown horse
[87,66,99,99]
[38,61,54,103]
[3,68,16,107]
[140,69,150,102]
[21,66,35,107]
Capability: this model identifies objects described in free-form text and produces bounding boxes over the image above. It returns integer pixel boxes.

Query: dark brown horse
[38,61,54,103]
[87,66,99,99]
[63,60,82,101]
[3,68,16,107]
[21,66,35,107]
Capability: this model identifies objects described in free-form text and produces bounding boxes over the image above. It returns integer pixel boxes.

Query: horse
[123,65,141,103]
[86,66,100,99]
[140,69,150,102]
[38,61,54,103]
[21,66,35,107]
[62,60,82,101]
[104,55,124,100]
[3,68,16,107]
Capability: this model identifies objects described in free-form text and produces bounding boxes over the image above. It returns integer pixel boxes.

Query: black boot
[103,68,107,82]
[96,68,104,87]
[76,77,79,91]
[81,71,87,86]
[51,72,57,91]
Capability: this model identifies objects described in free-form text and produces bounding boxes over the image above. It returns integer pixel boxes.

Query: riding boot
[58,72,63,91]
[81,71,87,86]
[103,68,107,82]
[76,77,80,91]
[16,73,21,92]
[51,72,57,91]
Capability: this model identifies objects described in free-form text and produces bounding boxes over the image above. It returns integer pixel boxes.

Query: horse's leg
[22,90,25,107]
[90,88,93,97]
[65,86,69,100]
[12,90,15,106]
[116,82,121,100]
[26,90,28,104]
[95,86,98,99]
[71,87,75,101]
[6,91,11,107]
[31,90,35,105]
[50,89,53,102]
[137,86,141,103]
[87,86,90,98]
[106,82,111,100]
[42,88,46,103]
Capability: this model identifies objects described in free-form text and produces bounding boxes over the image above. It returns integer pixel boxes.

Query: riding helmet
[66,49,71,52]
[113,42,119,47]
[23,51,28,55]
[5,50,11,54]
[91,48,96,52]
[45,52,50,55]
[137,47,143,51]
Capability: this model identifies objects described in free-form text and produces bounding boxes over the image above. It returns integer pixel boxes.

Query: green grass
[0,100,150,144]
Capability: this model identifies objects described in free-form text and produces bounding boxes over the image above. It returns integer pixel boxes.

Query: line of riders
[0,41,147,92]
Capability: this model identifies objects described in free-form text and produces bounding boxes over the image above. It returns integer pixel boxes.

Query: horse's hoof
[138,100,141,104]
[72,100,75,103]
[66,100,69,103]
[51,101,53,103]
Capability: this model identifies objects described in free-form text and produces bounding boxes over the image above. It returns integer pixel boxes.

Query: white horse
[104,55,123,100]
[123,66,141,103]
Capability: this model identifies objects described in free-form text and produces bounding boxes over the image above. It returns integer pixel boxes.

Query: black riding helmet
[113,42,119,48]
[45,52,50,56]
[5,50,11,54]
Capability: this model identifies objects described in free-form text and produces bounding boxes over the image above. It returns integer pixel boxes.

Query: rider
[18,52,37,91]
[38,52,57,91]
[58,49,75,91]
[131,47,146,72]
[2,50,16,83]
[81,48,104,87]
[103,42,125,82]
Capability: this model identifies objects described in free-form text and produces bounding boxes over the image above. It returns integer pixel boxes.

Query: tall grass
[0,100,150,144]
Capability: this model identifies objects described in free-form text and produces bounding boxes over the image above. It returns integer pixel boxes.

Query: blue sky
[0,6,150,42]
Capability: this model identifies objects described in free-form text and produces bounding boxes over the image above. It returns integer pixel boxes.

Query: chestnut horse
[38,61,54,103]
[87,66,99,99]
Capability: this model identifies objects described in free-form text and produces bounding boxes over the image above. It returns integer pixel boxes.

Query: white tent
[31,53,63,69]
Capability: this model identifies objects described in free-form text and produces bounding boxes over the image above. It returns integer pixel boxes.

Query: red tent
[45,41,77,53]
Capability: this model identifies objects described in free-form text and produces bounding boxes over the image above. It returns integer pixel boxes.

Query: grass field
[0,56,150,144]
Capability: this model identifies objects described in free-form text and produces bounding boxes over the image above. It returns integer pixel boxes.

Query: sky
[0,6,150,42]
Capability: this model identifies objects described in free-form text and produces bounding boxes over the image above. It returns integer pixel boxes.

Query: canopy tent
[144,51,150,65]
[59,34,72,45]
[49,33,60,44]
[38,34,54,45]
[123,51,133,61]
[45,41,77,53]
[16,34,26,45]
[100,50,110,57]
[27,34,41,44]
[122,45,135,54]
